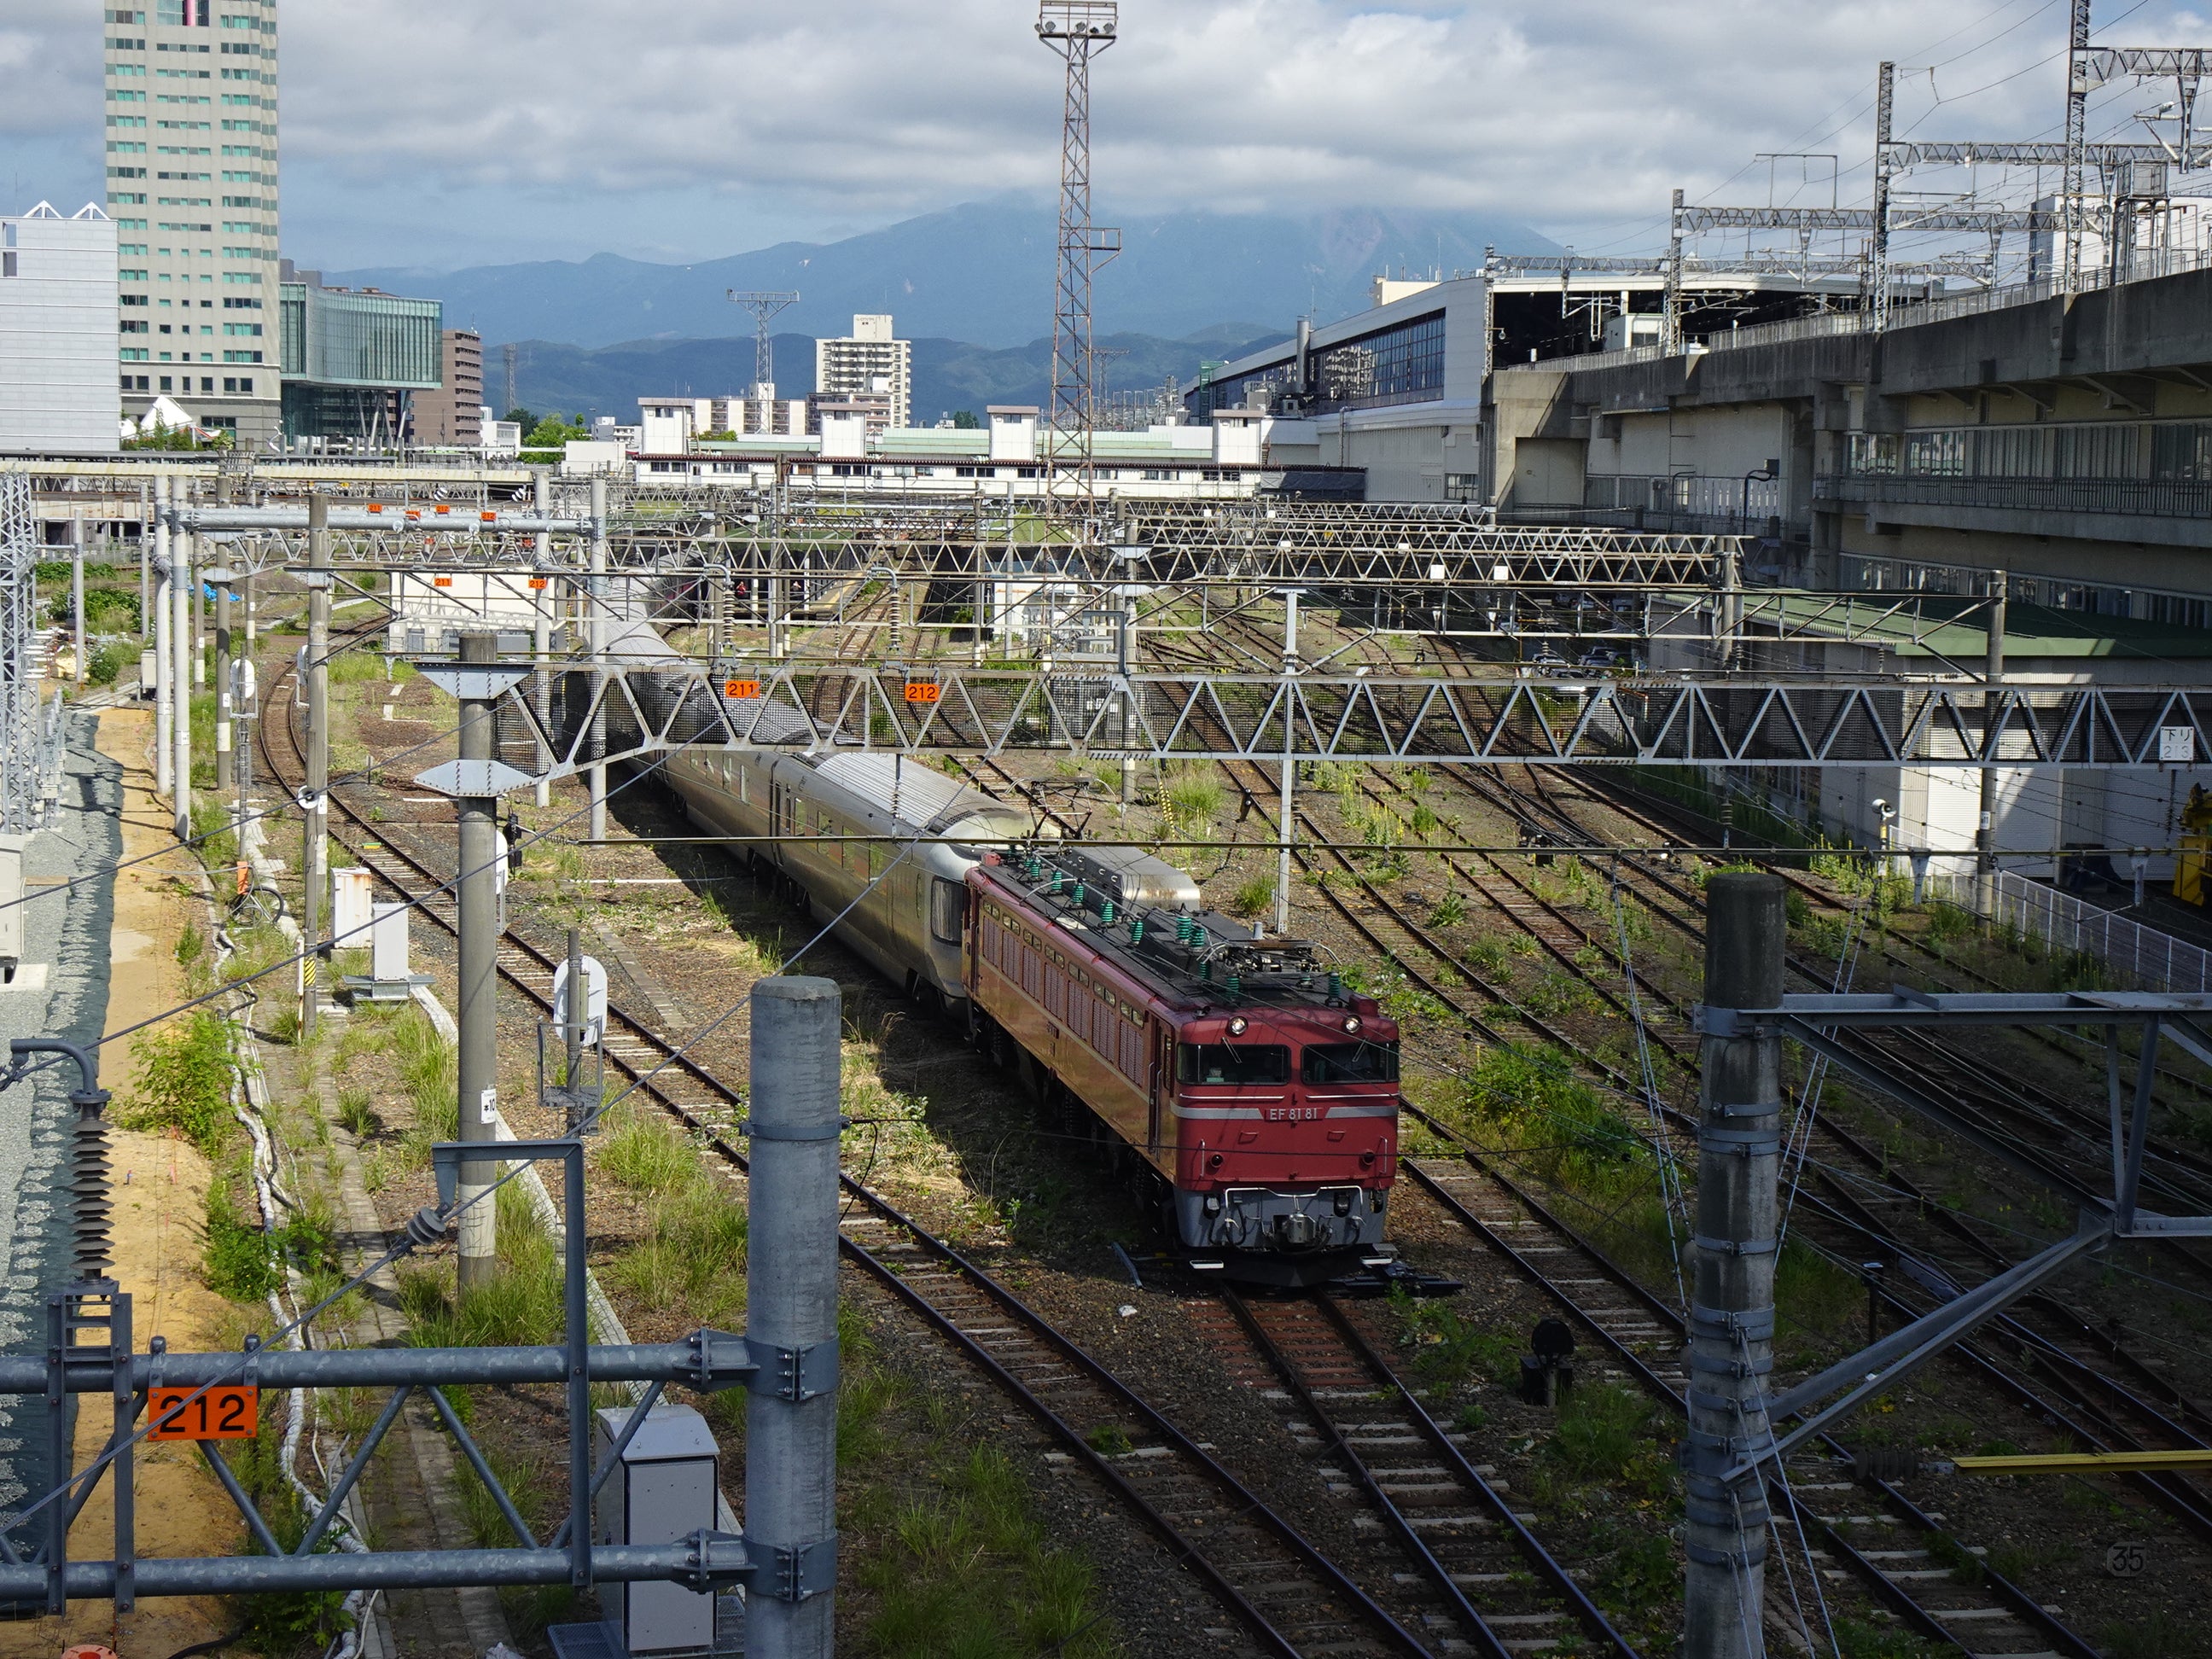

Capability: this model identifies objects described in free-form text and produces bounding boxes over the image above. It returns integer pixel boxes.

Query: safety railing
[1924,867,2212,994]
[1817,472,2212,521]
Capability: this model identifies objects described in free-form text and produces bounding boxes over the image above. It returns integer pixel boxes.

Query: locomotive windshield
[1179,1044,1291,1085]
[1301,1041,1400,1084]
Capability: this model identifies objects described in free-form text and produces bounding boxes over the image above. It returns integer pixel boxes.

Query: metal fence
[1495,240,2212,378]
[1817,472,2212,521]
[1925,867,2212,994]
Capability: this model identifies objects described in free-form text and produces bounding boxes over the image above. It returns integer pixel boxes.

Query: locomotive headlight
[1226,1016,1249,1036]
[1342,1016,1362,1034]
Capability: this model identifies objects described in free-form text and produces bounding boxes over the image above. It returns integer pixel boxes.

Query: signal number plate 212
[149,1384,258,1441]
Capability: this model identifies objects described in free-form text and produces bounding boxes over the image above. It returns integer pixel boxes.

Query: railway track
[260,603,2192,1651]
[1160,611,2194,1645]
[258,645,1495,1659]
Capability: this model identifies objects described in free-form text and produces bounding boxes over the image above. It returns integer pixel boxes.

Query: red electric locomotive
[963,843,1400,1284]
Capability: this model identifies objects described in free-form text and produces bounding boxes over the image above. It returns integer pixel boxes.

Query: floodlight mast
[728,290,802,393]
[1038,2,1121,509]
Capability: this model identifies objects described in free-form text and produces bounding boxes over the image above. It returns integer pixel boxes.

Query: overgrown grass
[388,1005,458,1155]
[1454,1043,1654,1201]
[204,1179,279,1300]
[1229,875,1274,920]
[1548,1382,1665,1487]
[1389,1284,1520,1388]
[447,1435,575,1639]
[1159,765,1224,836]
[1833,1619,1944,1659]
[119,1008,236,1155]
[858,1442,1118,1659]
[597,1109,696,1195]
[398,1185,565,1349]
[601,1180,749,1325]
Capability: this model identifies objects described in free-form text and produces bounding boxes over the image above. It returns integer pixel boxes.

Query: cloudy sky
[5,0,2209,271]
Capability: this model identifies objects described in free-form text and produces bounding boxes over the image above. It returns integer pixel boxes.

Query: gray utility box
[593,1403,722,1656]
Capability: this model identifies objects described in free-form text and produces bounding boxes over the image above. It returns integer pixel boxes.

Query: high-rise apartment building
[412,329,484,448]
[104,0,281,447]
[815,314,912,430]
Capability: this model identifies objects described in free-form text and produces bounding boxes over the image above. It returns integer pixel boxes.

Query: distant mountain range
[502,326,1289,428]
[327,201,1545,353]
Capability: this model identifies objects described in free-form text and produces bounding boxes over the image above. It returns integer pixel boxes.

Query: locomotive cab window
[1301,1041,1400,1084]
[929,876,963,945]
[1179,1044,1290,1085]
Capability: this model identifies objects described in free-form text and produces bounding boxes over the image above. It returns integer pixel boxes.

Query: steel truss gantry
[171,498,1748,589]
[1675,204,2062,235]
[0,474,55,833]
[504,661,2212,773]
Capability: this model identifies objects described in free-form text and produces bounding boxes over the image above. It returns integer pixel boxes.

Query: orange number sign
[148,1384,259,1441]
[904,682,941,705]
[724,679,762,700]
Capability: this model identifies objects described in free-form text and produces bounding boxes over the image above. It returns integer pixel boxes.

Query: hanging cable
[1608,862,1691,1308]
[1776,901,1868,1251]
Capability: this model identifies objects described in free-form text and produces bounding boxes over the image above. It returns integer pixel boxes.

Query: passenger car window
[1301,1041,1400,1084]
[1178,1044,1290,1085]
[929,876,964,945]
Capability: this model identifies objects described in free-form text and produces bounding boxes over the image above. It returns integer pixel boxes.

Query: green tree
[503,406,536,430]
[523,415,588,450]
[951,410,982,428]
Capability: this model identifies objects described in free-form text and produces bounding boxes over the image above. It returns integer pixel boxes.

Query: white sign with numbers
[2160,726,2196,764]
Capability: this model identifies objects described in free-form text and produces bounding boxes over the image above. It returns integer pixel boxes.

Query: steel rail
[1397,1111,2102,1658]
[1309,1293,1641,1659]
[258,643,1433,1659]
[1220,1289,1521,1659]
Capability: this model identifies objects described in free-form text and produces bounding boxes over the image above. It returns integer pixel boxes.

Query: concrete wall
[1486,264,2212,596]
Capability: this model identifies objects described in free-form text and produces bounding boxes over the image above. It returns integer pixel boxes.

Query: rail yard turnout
[3,456,2210,1659]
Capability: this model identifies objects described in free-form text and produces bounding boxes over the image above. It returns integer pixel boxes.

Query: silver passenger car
[663,742,1036,1011]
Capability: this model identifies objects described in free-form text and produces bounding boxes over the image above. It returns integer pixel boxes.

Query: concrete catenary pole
[1976,572,2009,908]
[137,481,151,651]
[153,475,172,797]
[1273,589,1301,937]
[533,468,551,809]
[212,568,233,797]
[746,976,842,1659]
[1685,871,1785,1659]
[69,515,84,691]
[190,531,205,690]
[588,477,608,842]
[456,631,502,1289]
[171,491,193,842]
[302,495,330,1039]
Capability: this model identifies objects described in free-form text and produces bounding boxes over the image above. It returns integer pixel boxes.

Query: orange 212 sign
[148,1384,258,1441]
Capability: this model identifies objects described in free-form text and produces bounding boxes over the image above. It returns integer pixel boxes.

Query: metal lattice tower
[2063,0,2093,293]
[1038,2,1121,503]
[727,290,801,393]
[0,474,48,832]
[1870,61,1896,330]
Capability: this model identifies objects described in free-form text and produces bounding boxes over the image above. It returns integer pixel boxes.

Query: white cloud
[9,0,2212,263]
